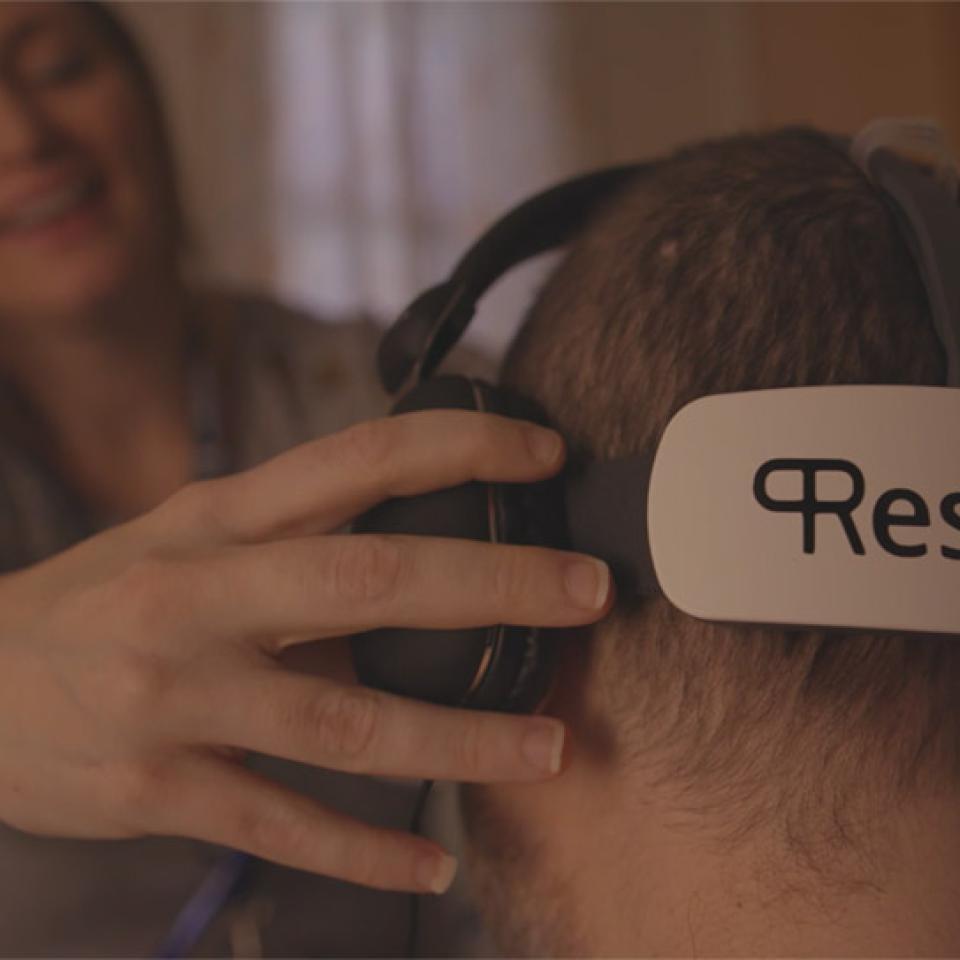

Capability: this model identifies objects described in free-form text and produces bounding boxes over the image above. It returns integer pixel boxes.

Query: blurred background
[121,1,960,356]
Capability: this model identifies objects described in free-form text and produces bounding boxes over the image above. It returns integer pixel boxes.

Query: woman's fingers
[151,754,456,894]
[177,668,568,783]
[174,534,612,646]
[159,410,565,546]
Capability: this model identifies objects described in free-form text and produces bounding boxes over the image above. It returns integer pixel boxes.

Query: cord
[406,778,436,959]
[154,850,255,959]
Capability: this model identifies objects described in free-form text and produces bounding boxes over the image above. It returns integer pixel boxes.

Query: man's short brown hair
[502,127,960,883]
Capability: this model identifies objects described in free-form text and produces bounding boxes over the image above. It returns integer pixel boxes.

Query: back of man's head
[501,127,960,887]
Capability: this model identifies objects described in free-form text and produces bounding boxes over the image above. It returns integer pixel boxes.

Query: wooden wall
[117,1,960,332]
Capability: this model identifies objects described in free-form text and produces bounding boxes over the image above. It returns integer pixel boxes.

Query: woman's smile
[0,169,107,247]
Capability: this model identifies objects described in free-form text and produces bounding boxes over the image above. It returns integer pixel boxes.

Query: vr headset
[350,119,960,714]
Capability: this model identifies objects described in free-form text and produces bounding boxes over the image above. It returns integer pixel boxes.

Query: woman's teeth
[2,180,98,232]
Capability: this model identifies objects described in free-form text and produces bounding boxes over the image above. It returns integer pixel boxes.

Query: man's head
[460,127,960,956]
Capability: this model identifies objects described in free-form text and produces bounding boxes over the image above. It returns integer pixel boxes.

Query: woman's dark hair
[79,1,185,244]
[80,2,163,108]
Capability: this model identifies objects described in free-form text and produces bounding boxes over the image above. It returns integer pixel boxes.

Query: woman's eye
[26,53,94,86]
[12,37,98,89]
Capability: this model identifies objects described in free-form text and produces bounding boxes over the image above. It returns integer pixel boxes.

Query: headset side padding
[349,376,566,711]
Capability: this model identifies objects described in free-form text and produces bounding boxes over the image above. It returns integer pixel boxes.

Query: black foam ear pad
[349,376,566,712]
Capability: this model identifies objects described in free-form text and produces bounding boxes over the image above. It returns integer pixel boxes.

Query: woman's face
[0,3,179,328]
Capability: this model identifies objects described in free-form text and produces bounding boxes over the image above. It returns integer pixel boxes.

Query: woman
[0,3,612,955]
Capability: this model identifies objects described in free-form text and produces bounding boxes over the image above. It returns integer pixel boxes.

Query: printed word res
[753,458,960,559]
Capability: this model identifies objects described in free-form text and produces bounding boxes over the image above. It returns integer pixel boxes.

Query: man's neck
[569,779,960,957]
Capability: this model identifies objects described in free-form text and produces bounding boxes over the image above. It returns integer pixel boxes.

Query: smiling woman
[0,2,572,958]
[0,1,393,536]
[0,2,180,324]
[0,0,206,526]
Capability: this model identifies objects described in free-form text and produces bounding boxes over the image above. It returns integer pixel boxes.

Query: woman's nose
[0,83,56,166]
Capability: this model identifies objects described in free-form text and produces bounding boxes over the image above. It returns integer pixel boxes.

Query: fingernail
[417,852,458,894]
[521,717,565,775]
[565,558,610,609]
[527,428,563,466]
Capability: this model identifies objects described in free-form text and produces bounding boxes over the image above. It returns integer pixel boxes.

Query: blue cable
[154,850,253,959]
[154,324,250,960]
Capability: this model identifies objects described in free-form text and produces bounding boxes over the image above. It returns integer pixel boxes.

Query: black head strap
[377,164,653,394]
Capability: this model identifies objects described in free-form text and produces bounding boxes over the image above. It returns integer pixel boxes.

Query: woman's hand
[0,411,611,895]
